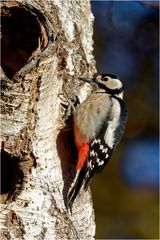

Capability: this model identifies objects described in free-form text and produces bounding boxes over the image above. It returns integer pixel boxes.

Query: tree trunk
[0,0,96,239]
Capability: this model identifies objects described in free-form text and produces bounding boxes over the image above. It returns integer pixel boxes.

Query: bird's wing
[67,96,127,208]
[83,96,127,189]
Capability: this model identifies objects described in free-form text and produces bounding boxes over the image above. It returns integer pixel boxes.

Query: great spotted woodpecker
[67,74,127,208]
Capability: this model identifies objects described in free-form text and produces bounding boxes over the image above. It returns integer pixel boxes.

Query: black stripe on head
[97,82,124,95]
[101,73,118,80]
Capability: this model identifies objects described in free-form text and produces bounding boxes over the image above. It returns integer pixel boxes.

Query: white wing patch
[104,121,114,148]
[104,98,121,148]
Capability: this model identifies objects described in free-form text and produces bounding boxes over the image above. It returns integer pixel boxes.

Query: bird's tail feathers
[83,167,96,190]
[67,166,87,210]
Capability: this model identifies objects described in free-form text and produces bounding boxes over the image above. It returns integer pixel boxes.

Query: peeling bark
[0,0,96,239]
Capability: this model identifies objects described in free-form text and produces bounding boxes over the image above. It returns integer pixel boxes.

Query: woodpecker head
[79,74,124,98]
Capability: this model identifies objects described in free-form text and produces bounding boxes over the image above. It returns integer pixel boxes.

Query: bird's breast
[74,93,112,145]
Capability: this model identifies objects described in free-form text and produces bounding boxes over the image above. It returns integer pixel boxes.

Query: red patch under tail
[76,143,90,170]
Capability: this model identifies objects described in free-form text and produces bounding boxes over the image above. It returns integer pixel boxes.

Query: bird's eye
[103,76,109,81]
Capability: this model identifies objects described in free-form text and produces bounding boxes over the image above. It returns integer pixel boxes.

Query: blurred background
[90,1,159,239]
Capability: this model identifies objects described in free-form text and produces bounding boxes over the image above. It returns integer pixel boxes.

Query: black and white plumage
[67,74,127,208]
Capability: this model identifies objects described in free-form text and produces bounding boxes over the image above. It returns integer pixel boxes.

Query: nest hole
[0,149,24,196]
[1,5,48,79]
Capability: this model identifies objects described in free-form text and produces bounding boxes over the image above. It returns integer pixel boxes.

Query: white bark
[0,0,96,239]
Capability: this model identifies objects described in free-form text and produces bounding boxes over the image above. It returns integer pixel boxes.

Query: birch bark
[0,0,96,239]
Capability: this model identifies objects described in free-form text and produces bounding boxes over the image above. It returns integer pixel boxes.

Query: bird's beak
[79,77,95,84]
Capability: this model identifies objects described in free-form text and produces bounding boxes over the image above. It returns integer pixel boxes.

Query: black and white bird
[67,74,127,208]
